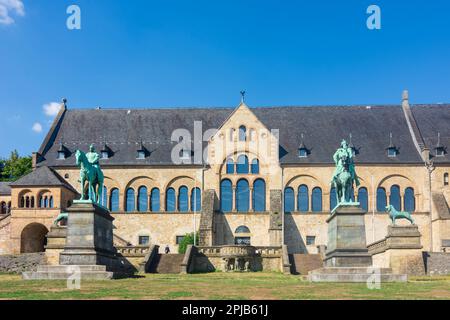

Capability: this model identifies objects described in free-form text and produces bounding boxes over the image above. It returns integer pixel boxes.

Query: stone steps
[289,254,323,275]
[149,254,184,274]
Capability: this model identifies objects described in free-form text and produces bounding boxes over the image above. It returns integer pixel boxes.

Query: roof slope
[36,104,445,167]
[0,182,11,195]
[9,166,77,192]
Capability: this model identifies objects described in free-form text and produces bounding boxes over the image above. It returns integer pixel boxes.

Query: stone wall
[423,252,450,275]
[0,214,11,255]
[0,253,46,273]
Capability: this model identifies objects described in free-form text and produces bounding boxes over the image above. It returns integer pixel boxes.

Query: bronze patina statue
[75,144,105,205]
[331,140,360,207]
[385,205,415,225]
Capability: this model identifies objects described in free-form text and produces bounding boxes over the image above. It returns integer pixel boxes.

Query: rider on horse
[331,140,360,187]
[86,144,100,170]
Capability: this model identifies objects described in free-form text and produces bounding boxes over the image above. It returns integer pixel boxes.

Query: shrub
[178,232,199,254]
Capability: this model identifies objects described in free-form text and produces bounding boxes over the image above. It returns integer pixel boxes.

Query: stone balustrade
[116,246,150,257]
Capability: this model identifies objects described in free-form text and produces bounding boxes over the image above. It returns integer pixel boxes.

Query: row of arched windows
[226,156,259,174]
[220,178,266,212]
[230,126,256,142]
[284,186,324,213]
[39,196,54,209]
[376,186,415,212]
[105,186,202,213]
[0,201,11,214]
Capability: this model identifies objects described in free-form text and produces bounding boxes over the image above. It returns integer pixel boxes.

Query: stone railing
[367,238,387,255]
[116,245,150,257]
[197,245,282,257]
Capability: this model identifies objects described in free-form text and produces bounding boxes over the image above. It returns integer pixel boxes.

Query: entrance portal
[20,223,49,253]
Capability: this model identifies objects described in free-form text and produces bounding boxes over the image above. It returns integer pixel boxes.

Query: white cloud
[43,102,61,117]
[32,122,42,133]
[0,0,25,25]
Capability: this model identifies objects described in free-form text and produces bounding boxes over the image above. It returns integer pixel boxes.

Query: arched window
[236,179,250,212]
[39,197,44,208]
[178,186,189,212]
[220,179,233,212]
[44,197,48,208]
[20,197,25,208]
[376,187,387,212]
[284,187,295,213]
[330,187,337,211]
[444,173,449,186]
[390,185,401,211]
[110,188,119,212]
[404,187,415,212]
[236,155,249,174]
[0,202,6,214]
[30,196,35,208]
[226,158,234,174]
[312,187,322,212]
[298,185,309,212]
[126,188,135,212]
[166,188,176,212]
[101,186,107,208]
[7,202,11,213]
[138,186,148,212]
[358,187,368,212]
[251,159,259,174]
[252,179,266,212]
[25,196,30,208]
[150,188,160,212]
[235,226,251,245]
[49,196,54,209]
[239,125,247,141]
[191,188,201,212]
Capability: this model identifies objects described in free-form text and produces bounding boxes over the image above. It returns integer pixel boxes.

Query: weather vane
[240,90,246,103]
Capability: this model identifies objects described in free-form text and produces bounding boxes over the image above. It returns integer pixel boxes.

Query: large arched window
[101,186,107,208]
[226,158,234,174]
[126,188,135,212]
[110,188,119,212]
[404,187,415,212]
[150,188,160,212]
[312,187,322,212]
[358,187,368,212]
[298,185,309,212]
[236,155,249,174]
[191,188,201,212]
[252,179,266,212]
[390,185,401,211]
[251,159,260,174]
[239,125,247,141]
[138,186,148,212]
[284,187,295,213]
[330,187,337,211]
[166,188,176,212]
[220,179,233,212]
[376,187,387,212]
[178,186,189,212]
[236,179,250,212]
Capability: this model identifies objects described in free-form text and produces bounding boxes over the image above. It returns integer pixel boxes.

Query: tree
[0,150,32,182]
[178,232,199,254]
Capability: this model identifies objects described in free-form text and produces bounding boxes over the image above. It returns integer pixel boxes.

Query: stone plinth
[45,226,67,265]
[324,204,372,267]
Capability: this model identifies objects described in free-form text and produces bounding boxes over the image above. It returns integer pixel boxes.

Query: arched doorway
[20,223,49,253]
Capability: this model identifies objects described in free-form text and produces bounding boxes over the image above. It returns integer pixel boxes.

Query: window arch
[251,159,260,174]
[138,186,148,212]
[235,225,250,234]
[226,158,234,174]
[284,187,295,213]
[235,225,251,245]
[178,186,189,212]
[220,179,233,212]
[404,187,415,212]
[236,179,250,212]
[444,173,449,186]
[191,188,201,212]
[358,187,368,212]
[110,188,119,212]
[150,188,160,212]
[298,185,309,212]
[252,179,266,212]
[312,187,322,212]
[390,185,401,211]
[376,187,387,212]
[166,188,176,212]
[330,187,337,211]
[126,188,135,212]
[239,125,247,141]
[236,155,249,174]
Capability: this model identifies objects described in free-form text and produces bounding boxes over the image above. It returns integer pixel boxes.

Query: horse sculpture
[385,205,414,225]
[75,149,104,204]
[332,154,353,204]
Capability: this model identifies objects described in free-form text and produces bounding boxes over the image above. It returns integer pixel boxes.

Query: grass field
[0,273,449,300]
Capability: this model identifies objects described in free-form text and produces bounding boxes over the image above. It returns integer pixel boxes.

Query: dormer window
[298,148,308,158]
[137,150,146,159]
[136,140,148,159]
[101,151,109,159]
[180,149,190,160]
[435,133,445,157]
[387,147,397,157]
[101,143,112,160]
[57,142,68,160]
[57,151,66,160]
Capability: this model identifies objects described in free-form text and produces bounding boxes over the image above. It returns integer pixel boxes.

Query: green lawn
[0,273,449,300]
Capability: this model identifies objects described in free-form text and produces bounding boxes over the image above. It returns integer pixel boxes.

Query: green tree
[178,232,199,254]
[0,150,32,181]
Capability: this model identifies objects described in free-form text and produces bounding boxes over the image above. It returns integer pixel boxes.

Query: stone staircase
[148,254,184,274]
[289,253,323,275]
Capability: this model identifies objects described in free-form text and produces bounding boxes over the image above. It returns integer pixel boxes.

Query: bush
[178,232,199,254]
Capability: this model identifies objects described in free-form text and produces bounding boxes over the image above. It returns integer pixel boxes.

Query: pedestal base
[23,265,114,280]
[308,267,407,282]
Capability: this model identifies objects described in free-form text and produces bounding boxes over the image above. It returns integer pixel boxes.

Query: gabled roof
[0,182,11,195]
[35,104,450,167]
[9,166,77,193]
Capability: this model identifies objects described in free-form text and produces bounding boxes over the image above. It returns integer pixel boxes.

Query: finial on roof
[240,90,246,104]
[402,90,409,102]
[437,132,442,148]
[62,98,67,105]
[389,132,394,148]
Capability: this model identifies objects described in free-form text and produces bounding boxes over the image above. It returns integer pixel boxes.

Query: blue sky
[1,0,450,158]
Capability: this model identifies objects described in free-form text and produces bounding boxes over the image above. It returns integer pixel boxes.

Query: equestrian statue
[331,140,360,208]
[75,144,105,205]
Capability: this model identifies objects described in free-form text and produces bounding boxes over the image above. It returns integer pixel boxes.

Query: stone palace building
[0,91,449,259]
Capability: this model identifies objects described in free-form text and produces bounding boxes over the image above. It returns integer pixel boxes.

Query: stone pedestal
[324,204,372,267]
[23,202,122,280]
[45,226,67,265]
